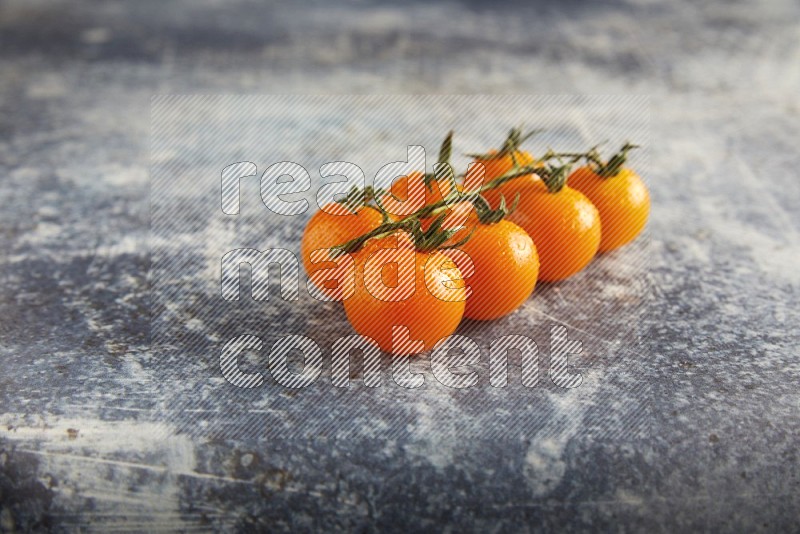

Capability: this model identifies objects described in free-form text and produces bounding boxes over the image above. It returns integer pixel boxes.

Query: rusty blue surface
[0,0,798,531]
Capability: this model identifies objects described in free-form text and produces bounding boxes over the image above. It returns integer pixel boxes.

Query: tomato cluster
[300,129,650,355]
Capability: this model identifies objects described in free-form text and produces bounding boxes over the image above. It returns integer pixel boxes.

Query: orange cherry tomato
[457,218,539,320]
[300,203,384,296]
[343,232,466,355]
[484,177,601,282]
[568,166,650,252]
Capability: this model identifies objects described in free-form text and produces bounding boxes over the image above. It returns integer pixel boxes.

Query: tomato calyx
[592,142,639,178]
[437,130,453,166]
[546,142,640,179]
[422,130,459,195]
[335,184,393,222]
[465,126,543,161]
[409,211,476,252]
[534,159,575,194]
[473,193,520,225]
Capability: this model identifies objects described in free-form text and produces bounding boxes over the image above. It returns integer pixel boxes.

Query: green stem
[333,163,542,253]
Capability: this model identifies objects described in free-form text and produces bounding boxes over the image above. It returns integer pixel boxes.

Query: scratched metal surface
[1,0,799,531]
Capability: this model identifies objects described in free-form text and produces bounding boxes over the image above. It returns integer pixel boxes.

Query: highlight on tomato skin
[568,166,650,252]
[342,232,466,356]
[300,203,384,298]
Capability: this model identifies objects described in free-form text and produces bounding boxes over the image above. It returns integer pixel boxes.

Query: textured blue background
[1,0,798,531]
